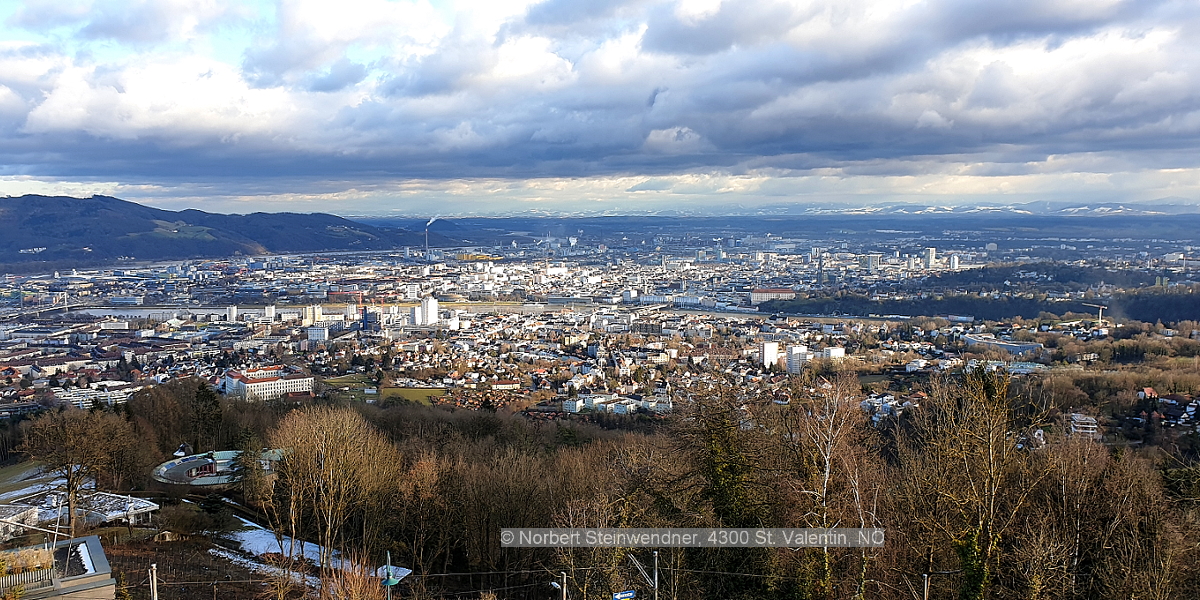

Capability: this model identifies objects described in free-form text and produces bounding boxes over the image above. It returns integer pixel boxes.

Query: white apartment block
[223,366,313,401]
[786,344,811,374]
[749,288,796,304]
[761,341,779,368]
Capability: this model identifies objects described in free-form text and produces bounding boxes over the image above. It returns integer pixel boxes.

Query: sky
[1,0,1199,215]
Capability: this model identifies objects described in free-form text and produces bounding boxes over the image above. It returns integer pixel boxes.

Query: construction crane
[1082,303,1107,325]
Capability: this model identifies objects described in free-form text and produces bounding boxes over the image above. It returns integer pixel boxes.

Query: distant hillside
[0,195,451,265]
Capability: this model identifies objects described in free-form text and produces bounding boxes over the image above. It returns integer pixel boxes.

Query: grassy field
[858,373,891,385]
[323,375,447,405]
[381,387,446,404]
[0,461,54,499]
[322,374,373,386]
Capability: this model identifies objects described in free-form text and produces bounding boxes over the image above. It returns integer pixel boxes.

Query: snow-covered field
[0,466,68,502]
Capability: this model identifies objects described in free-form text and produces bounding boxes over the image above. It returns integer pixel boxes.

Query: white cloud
[674,0,723,24]
[486,36,575,89]
[22,56,300,143]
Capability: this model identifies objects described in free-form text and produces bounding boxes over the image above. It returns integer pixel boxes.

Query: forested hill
[762,287,1200,323]
[0,195,449,265]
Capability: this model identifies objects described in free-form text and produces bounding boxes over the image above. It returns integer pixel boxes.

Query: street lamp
[548,572,566,600]
[381,551,401,600]
[922,570,959,600]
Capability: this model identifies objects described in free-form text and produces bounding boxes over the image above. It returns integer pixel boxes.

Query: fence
[0,568,54,593]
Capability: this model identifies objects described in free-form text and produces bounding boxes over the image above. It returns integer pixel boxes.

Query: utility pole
[150,563,159,600]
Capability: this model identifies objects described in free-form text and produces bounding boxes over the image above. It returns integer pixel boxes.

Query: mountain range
[760,198,1200,217]
[0,195,448,266]
[343,198,1200,218]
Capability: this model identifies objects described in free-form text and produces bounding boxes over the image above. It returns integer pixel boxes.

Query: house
[612,399,638,414]
[1068,413,1102,440]
[10,492,159,528]
[1158,394,1195,426]
[1138,387,1158,400]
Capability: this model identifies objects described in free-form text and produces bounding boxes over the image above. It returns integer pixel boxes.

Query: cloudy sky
[1,0,1198,215]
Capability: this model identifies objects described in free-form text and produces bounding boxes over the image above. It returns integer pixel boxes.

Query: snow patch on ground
[0,477,68,501]
[228,516,330,566]
[207,547,319,589]
[223,516,410,579]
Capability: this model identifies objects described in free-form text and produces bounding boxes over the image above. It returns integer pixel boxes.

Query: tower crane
[1082,303,1107,325]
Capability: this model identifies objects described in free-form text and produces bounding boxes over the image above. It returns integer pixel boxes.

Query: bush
[157,503,237,536]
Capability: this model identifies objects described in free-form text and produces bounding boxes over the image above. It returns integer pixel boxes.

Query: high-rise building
[859,254,881,273]
[413,296,440,326]
[302,304,323,326]
[361,307,381,332]
[922,247,937,269]
[227,305,238,322]
[786,345,811,374]
[264,305,276,321]
[949,255,960,270]
[761,341,779,368]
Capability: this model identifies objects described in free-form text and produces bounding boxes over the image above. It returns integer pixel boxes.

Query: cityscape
[0,211,1197,598]
[1,0,1200,599]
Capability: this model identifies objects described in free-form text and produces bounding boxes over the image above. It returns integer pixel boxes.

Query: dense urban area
[0,219,1198,600]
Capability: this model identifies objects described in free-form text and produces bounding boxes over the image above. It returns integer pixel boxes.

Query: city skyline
[1,0,1199,215]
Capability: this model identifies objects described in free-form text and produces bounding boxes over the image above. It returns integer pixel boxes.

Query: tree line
[763,285,1200,323]
[13,371,1200,599]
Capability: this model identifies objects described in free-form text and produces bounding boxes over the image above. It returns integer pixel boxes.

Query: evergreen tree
[190,381,223,451]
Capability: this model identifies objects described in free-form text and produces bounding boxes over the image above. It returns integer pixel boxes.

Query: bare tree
[891,368,1049,600]
[21,409,136,537]
[268,406,400,577]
